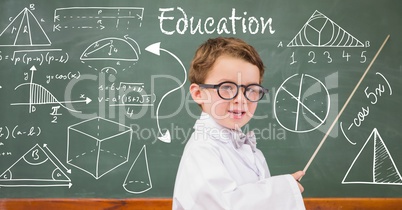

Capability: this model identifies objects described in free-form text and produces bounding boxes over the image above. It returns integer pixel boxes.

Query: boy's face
[193,55,260,130]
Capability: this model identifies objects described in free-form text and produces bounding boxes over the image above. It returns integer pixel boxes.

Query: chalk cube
[67,117,132,179]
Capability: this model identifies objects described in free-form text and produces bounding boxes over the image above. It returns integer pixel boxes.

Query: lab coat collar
[194,112,254,150]
[193,112,232,144]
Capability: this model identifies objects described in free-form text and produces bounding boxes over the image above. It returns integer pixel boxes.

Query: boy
[172,37,305,210]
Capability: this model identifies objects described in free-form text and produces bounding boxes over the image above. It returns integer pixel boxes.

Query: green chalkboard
[0,0,401,198]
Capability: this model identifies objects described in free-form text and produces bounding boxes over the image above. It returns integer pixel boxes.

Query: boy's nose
[233,88,247,103]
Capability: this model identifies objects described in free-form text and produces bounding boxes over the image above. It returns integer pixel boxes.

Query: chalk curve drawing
[123,145,152,194]
[80,37,140,61]
[287,10,364,47]
[145,42,188,143]
[274,73,330,133]
[0,8,51,46]
[10,65,91,113]
[12,83,82,113]
[100,67,118,74]
[342,128,402,185]
[80,36,141,72]
[0,144,71,188]
[304,72,338,138]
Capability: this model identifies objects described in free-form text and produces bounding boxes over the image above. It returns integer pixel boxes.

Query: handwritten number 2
[308,51,316,64]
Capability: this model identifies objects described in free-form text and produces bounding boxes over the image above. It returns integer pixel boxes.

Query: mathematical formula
[0,49,69,65]
[0,125,41,140]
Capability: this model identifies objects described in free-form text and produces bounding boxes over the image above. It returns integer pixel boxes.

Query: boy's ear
[189,83,204,105]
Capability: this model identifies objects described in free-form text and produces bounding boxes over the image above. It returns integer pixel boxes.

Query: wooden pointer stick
[301,34,390,176]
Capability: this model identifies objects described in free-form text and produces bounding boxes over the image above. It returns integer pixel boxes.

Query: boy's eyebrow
[206,79,259,86]
[205,79,234,84]
[217,79,233,83]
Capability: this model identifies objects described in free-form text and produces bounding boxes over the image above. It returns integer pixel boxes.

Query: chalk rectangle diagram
[67,117,133,179]
[53,7,144,31]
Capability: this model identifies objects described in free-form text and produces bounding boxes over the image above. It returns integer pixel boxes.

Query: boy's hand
[291,171,305,193]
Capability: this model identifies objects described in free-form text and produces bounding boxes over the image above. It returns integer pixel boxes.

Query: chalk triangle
[342,128,402,185]
[123,145,152,194]
[373,130,402,184]
[0,8,51,46]
[288,10,364,47]
[0,144,71,187]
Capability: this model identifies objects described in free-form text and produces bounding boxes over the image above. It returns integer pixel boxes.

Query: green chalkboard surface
[0,0,401,198]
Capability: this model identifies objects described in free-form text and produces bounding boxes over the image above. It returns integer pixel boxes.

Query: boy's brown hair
[189,37,265,84]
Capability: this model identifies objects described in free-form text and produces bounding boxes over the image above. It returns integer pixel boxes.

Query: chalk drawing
[53,7,144,31]
[0,8,51,46]
[123,145,152,194]
[342,128,402,185]
[10,66,91,113]
[0,144,71,188]
[67,117,133,179]
[80,35,141,72]
[274,73,330,133]
[288,10,364,47]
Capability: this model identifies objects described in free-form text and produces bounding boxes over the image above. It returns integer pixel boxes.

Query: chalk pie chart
[274,73,330,133]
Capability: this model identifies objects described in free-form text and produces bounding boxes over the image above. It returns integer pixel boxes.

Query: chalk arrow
[54,15,60,22]
[29,65,37,86]
[12,97,92,106]
[29,65,37,113]
[59,97,92,105]
[43,144,72,174]
[145,42,160,56]
[0,183,72,188]
[158,130,171,143]
[145,42,187,143]
[53,24,61,32]
[85,97,92,104]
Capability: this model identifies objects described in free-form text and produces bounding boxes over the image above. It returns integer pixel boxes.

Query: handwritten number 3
[324,51,332,63]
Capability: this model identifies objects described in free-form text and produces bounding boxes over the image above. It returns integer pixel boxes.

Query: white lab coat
[172,112,305,210]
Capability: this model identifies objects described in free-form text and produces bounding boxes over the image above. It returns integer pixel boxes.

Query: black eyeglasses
[198,81,269,102]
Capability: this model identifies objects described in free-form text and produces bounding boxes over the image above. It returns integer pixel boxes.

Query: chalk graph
[10,66,91,113]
